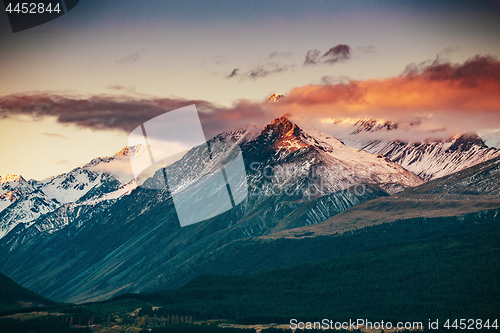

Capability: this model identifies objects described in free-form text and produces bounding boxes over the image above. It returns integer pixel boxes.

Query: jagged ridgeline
[0,115,420,303]
[0,115,499,309]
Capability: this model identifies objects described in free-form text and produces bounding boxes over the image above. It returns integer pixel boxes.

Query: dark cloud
[247,63,294,79]
[304,49,321,65]
[43,133,68,140]
[0,94,275,140]
[228,63,295,80]
[304,44,352,66]
[226,51,294,80]
[403,55,500,88]
[227,68,239,78]
[322,44,351,64]
[115,52,140,64]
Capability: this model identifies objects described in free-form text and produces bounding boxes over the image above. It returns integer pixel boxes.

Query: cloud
[247,63,295,79]
[56,159,69,164]
[304,49,320,65]
[322,44,351,64]
[267,51,292,59]
[304,44,352,66]
[42,133,68,140]
[228,63,295,80]
[270,55,500,140]
[227,68,239,78]
[115,52,140,64]
[401,54,500,88]
[0,94,274,141]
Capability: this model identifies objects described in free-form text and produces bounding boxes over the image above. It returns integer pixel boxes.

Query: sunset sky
[1,0,500,180]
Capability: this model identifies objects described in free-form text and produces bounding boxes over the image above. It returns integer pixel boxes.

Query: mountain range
[335,118,500,181]
[0,114,499,305]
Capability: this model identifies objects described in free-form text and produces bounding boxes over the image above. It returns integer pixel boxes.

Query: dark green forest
[1,210,499,332]
[111,210,500,324]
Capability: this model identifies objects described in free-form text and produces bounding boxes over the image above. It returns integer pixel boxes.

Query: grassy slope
[271,196,500,238]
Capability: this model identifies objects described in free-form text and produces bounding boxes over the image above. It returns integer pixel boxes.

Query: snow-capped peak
[243,115,424,197]
[351,118,398,134]
[267,93,284,102]
[0,174,25,184]
[114,144,148,157]
[264,114,294,133]
[213,125,260,144]
[338,124,500,181]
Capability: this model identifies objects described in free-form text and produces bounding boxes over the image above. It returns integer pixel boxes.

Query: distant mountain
[0,272,55,312]
[0,150,141,240]
[0,115,421,303]
[0,190,60,239]
[0,175,35,212]
[266,93,284,102]
[337,118,500,181]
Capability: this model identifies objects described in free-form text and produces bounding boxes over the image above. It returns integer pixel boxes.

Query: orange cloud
[273,55,500,134]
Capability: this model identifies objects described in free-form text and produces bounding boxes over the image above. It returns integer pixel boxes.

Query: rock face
[0,115,423,303]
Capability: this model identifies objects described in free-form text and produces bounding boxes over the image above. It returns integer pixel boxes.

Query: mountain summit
[246,115,423,195]
[0,174,24,184]
[267,93,284,102]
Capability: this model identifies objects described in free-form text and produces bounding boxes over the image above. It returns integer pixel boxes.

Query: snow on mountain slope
[249,115,424,195]
[335,119,500,181]
[0,147,144,240]
[40,168,120,204]
[213,125,261,144]
[0,175,36,213]
[39,149,141,204]
[482,130,500,149]
[0,190,59,239]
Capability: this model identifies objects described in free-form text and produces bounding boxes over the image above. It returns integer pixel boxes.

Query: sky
[1,0,500,180]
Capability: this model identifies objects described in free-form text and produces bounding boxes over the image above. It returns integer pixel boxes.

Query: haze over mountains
[0,113,499,305]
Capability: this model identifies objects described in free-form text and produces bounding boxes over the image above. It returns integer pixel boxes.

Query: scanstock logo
[128,105,248,227]
[3,0,79,33]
